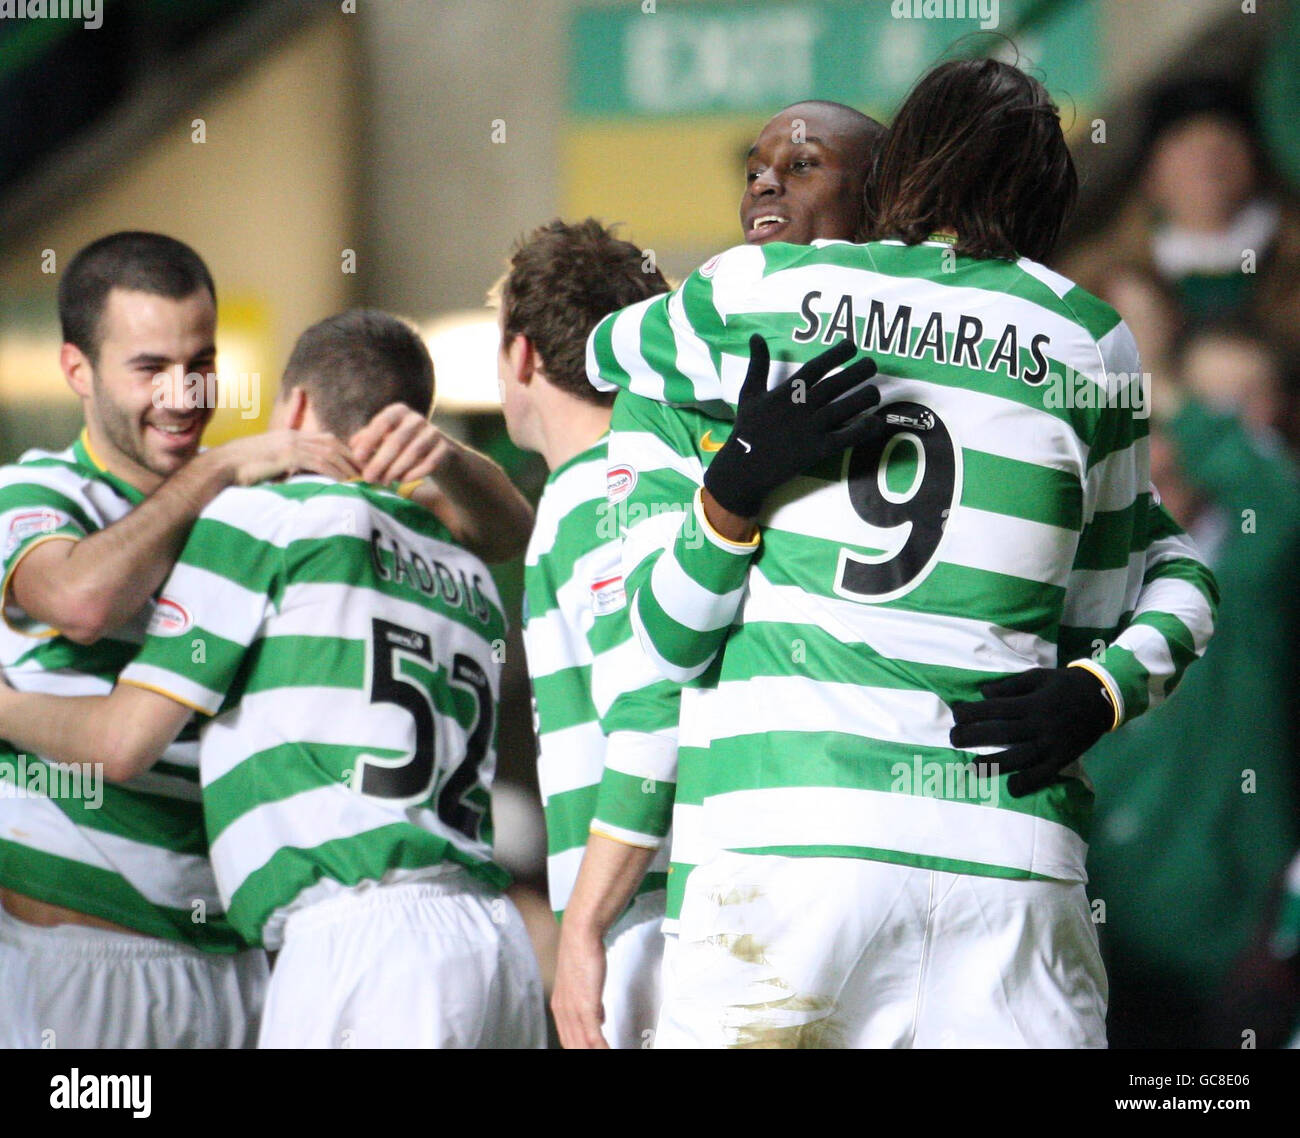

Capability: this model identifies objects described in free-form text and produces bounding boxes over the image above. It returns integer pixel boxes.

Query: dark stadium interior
[0,0,1297,1056]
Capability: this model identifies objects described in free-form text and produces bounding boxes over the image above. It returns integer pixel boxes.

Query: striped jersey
[522,437,670,920]
[603,400,734,929]
[589,239,1218,885]
[0,434,241,950]
[119,476,510,949]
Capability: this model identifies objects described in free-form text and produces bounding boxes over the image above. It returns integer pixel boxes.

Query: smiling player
[0,309,545,1049]
[741,100,883,246]
[586,60,1218,1048]
[0,232,534,1048]
[552,103,885,1048]
[0,232,350,1049]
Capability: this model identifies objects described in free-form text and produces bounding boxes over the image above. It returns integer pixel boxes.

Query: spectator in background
[1084,316,1300,1048]
[1066,77,1300,356]
[1179,322,1297,446]
[1097,263,1300,453]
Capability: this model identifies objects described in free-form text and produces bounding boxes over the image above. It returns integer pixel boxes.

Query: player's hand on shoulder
[349,403,453,486]
[704,334,883,519]
[215,430,361,487]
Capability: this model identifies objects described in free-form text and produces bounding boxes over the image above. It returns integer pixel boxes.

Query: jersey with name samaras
[523,437,670,921]
[0,434,238,949]
[120,476,510,949]
[589,239,1217,883]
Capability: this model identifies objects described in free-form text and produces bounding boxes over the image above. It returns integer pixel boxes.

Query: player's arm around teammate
[0,680,182,778]
[591,106,1217,769]
[582,62,1219,1047]
[0,339,519,779]
[0,310,547,1048]
[0,235,472,1051]
[0,387,490,778]
[9,369,489,646]
[8,310,358,646]
[553,103,889,1048]
[350,403,534,563]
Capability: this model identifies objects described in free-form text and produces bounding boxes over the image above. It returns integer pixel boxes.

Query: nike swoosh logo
[700,430,726,452]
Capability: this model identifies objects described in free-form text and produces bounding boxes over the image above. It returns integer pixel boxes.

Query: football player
[0,232,532,1047]
[587,61,1218,1047]
[0,310,546,1048]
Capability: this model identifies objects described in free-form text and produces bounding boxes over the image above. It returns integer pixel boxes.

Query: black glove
[948,666,1115,798]
[703,334,882,519]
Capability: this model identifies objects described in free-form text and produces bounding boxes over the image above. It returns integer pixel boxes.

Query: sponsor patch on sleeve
[147,596,193,637]
[606,464,637,503]
[590,573,626,616]
[4,509,69,559]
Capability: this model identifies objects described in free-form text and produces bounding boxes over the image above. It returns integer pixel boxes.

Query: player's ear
[508,332,537,387]
[60,342,94,399]
[281,385,310,431]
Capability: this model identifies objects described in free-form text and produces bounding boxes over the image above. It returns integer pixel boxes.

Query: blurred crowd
[1059,76,1300,1048]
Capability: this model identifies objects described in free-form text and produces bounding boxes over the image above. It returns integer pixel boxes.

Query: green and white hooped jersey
[0,434,241,950]
[590,239,1218,887]
[120,476,510,949]
[602,400,732,931]
[522,438,670,921]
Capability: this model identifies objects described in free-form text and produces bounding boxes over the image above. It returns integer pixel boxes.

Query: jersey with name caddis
[522,437,670,921]
[590,239,1218,884]
[0,434,240,950]
[119,476,510,949]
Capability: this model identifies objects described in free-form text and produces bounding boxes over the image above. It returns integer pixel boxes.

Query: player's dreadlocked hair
[871,58,1077,263]
[280,309,434,438]
[59,231,216,364]
[496,218,670,406]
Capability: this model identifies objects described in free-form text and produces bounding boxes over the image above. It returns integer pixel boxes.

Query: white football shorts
[257,869,546,1049]
[655,851,1107,1048]
[601,890,665,1049]
[0,905,267,1048]
[0,937,39,1048]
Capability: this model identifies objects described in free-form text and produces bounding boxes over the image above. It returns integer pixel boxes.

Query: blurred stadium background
[2,0,1298,1046]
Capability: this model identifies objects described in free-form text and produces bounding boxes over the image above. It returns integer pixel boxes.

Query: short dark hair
[497,218,669,406]
[871,59,1078,263]
[1141,75,1256,159]
[58,231,216,363]
[766,101,887,242]
[280,309,434,438]
[776,99,887,163]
